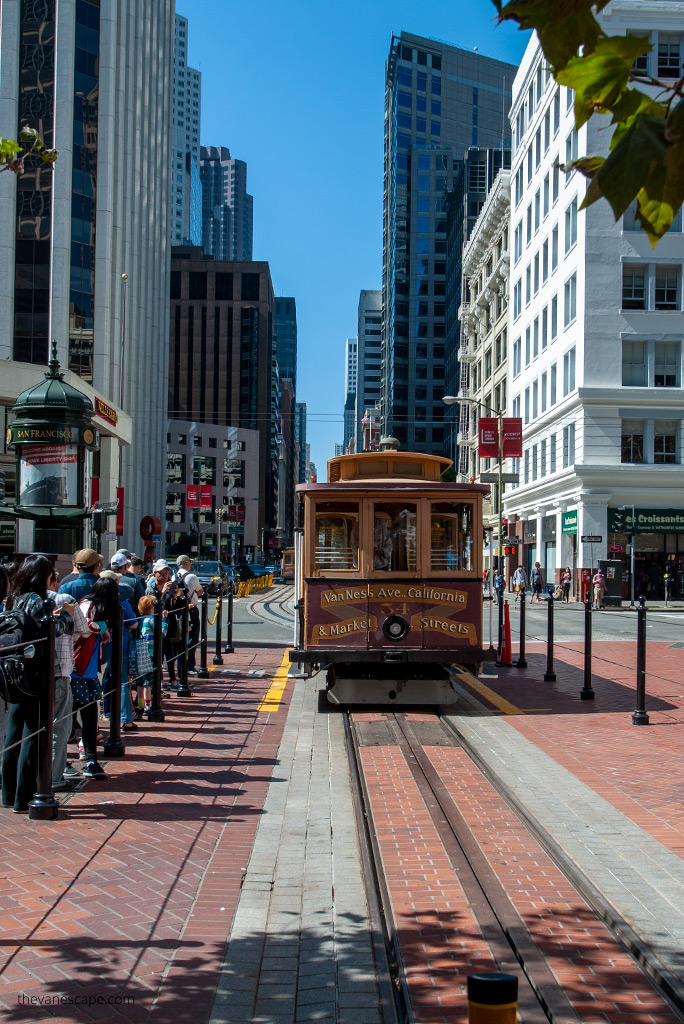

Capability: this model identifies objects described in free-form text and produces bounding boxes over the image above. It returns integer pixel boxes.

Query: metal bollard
[467,973,518,1023]
[581,599,595,700]
[176,599,193,696]
[198,592,209,678]
[147,598,165,721]
[632,595,650,725]
[516,589,527,668]
[29,616,59,820]
[495,589,505,666]
[224,588,234,654]
[544,593,556,682]
[104,603,126,757]
[212,594,224,665]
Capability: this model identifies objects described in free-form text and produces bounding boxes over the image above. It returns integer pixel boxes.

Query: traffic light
[504,544,516,557]
[614,507,626,530]
[92,510,104,534]
[502,517,509,538]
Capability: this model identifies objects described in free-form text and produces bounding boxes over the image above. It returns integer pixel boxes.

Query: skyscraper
[200,146,253,262]
[355,290,382,451]
[343,336,357,450]
[274,297,297,386]
[172,14,202,246]
[0,0,174,553]
[382,31,515,453]
[295,402,307,485]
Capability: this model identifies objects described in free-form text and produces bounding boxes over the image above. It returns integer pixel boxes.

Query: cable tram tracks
[346,709,677,1024]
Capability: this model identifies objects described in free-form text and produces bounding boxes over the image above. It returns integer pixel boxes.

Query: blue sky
[184,0,530,474]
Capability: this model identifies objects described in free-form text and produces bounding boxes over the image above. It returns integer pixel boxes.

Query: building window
[524,449,530,484]
[534,189,541,232]
[541,437,547,476]
[513,336,521,377]
[553,89,560,133]
[622,265,646,309]
[552,162,559,204]
[534,253,540,294]
[564,273,577,327]
[565,197,577,251]
[551,295,558,340]
[655,266,680,310]
[542,239,549,282]
[654,341,679,386]
[622,341,647,386]
[551,225,558,271]
[565,130,578,167]
[621,421,644,463]
[526,204,533,244]
[563,347,576,395]
[525,326,531,365]
[514,222,523,263]
[533,317,539,358]
[658,34,681,78]
[542,306,548,350]
[526,265,531,305]
[532,380,538,419]
[550,432,557,473]
[524,387,530,424]
[532,442,538,480]
[550,363,557,405]
[563,422,575,467]
[654,421,677,463]
[513,280,522,320]
[541,371,547,413]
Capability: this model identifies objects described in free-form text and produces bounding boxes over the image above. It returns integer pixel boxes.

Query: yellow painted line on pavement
[257,649,291,712]
[463,676,525,716]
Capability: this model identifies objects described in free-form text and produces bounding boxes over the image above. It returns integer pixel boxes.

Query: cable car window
[373,502,417,572]
[431,502,473,571]
[314,502,359,570]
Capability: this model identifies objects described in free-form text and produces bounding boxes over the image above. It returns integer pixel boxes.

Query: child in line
[138,595,167,713]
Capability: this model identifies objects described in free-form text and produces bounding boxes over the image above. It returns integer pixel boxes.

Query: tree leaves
[493,0,611,70]
[556,34,651,127]
[492,0,684,244]
[0,126,55,175]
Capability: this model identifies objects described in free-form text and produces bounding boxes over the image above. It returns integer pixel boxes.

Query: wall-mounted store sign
[608,507,684,534]
[562,511,578,534]
[94,398,118,427]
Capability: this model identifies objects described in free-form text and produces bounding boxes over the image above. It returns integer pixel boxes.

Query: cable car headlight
[382,614,409,641]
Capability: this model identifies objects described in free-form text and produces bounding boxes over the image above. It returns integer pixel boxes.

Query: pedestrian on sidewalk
[58,548,103,602]
[592,569,606,610]
[72,579,118,780]
[561,567,572,603]
[137,595,168,713]
[48,571,91,792]
[1,556,67,812]
[513,565,527,601]
[99,570,138,730]
[493,569,504,600]
[530,562,544,604]
[175,555,203,675]
[145,561,185,688]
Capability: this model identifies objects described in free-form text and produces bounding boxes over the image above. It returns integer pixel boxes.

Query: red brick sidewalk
[464,641,684,860]
[0,646,290,1024]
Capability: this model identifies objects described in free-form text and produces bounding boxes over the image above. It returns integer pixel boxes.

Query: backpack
[0,596,49,709]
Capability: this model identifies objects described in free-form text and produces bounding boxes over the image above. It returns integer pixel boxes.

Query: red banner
[116,487,124,536]
[502,417,523,458]
[236,505,246,522]
[227,505,237,521]
[186,484,198,508]
[91,476,100,504]
[199,484,213,510]
[478,417,499,458]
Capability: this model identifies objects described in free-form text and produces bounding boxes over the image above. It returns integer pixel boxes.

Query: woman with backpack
[1,556,66,813]
[71,578,119,780]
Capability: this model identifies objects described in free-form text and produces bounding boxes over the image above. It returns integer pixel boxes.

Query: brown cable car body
[290,449,496,705]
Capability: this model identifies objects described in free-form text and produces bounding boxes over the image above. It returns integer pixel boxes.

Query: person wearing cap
[99,569,138,728]
[145,560,183,686]
[58,548,103,602]
[175,555,203,675]
[592,568,606,610]
[111,551,145,614]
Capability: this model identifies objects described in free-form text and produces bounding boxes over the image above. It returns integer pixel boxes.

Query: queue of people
[0,549,203,813]
[490,564,607,607]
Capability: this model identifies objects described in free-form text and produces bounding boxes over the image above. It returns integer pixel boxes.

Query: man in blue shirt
[58,548,103,601]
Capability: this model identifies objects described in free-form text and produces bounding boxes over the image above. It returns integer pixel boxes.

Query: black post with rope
[213,595,224,666]
[104,603,125,757]
[176,599,192,696]
[544,593,556,682]
[198,592,209,678]
[632,596,649,725]
[225,589,234,655]
[581,599,595,700]
[28,617,59,820]
[147,597,165,721]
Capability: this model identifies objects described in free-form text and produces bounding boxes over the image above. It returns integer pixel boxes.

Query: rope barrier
[208,601,220,626]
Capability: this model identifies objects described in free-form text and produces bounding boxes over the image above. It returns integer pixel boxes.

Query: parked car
[248,563,271,578]
[190,560,229,597]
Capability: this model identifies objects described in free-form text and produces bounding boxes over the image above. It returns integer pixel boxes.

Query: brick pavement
[461,641,684,858]
[0,646,291,1024]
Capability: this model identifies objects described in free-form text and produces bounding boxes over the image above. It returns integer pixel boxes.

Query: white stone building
[457,169,510,561]
[505,1,684,600]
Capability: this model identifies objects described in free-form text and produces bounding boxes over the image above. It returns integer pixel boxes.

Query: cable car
[290,443,495,704]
